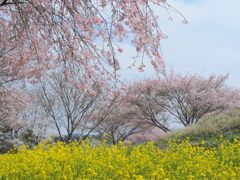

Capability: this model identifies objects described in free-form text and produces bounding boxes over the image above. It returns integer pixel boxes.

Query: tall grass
[155,111,240,148]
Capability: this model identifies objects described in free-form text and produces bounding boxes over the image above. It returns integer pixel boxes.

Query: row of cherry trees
[25,70,240,145]
[34,67,151,144]
[1,68,240,147]
[96,71,240,143]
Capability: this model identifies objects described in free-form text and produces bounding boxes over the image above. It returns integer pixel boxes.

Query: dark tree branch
[0,0,25,6]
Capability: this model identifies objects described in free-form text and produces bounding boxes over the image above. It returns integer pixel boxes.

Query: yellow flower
[0,138,239,180]
[136,175,144,180]
[108,165,114,170]
[116,170,123,176]
[118,141,123,146]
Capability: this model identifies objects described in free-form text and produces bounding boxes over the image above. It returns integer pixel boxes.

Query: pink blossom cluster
[0,0,184,88]
[0,87,30,129]
[124,71,240,128]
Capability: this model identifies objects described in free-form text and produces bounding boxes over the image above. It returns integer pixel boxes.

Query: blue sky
[182,0,199,3]
[118,0,240,88]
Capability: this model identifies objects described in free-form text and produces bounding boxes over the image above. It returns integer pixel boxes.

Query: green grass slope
[155,111,240,148]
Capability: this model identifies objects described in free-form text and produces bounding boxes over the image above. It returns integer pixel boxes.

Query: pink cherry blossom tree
[155,71,240,126]
[125,71,240,130]
[0,86,30,153]
[0,86,29,132]
[124,79,171,132]
[93,91,151,144]
[0,0,186,88]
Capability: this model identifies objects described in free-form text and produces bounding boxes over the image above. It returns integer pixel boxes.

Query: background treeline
[1,67,240,153]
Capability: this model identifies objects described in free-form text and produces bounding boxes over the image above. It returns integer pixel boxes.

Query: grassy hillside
[155,111,240,148]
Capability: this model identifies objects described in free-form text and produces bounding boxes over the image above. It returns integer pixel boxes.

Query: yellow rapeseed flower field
[0,138,239,180]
